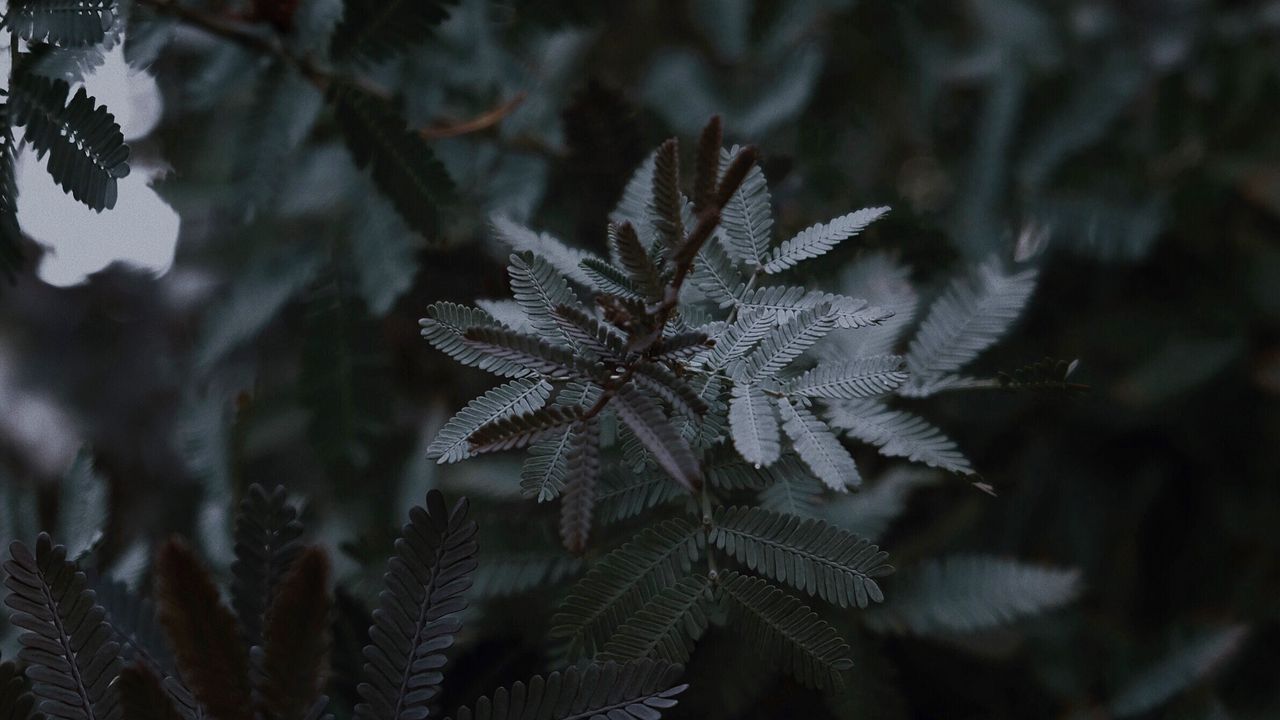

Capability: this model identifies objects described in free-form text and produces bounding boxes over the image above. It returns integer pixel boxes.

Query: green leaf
[419,302,532,378]
[763,207,889,273]
[599,574,712,664]
[331,0,457,65]
[612,385,702,492]
[9,72,129,211]
[778,397,861,491]
[786,356,908,400]
[904,257,1038,396]
[355,491,477,720]
[6,0,115,47]
[55,448,108,561]
[550,518,702,657]
[863,555,1082,636]
[428,378,554,463]
[717,571,853,689]
[449,660,688,720]
[718,146,772,266]
[328,83,453,238]
[711,507,891,609]
[826,400,973,475]
[728,382,781,468]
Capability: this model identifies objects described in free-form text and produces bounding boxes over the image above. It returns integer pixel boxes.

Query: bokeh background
[1,1,1278,717]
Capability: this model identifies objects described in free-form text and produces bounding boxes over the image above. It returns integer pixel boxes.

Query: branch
[419,92,527,140]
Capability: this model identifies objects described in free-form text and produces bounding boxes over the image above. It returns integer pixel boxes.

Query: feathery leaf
[520,426,574,502]
[728,382,781,468]
[449,660,687,720]
[419,303,532,379]
[738,306,837,382]
[826,400,973,475]
[717,147,772,266]
[354,490,478,720]
[717,571,853,689]
[599,575,711,664]
[763,207,889,274]
[259,547,332,720]
[786,356,908,400]
[331,0,456,65]
[559,417,601,555]
[461,327,591,380]
[468,406,583,455]
[650,139,683,251]
[778,397,861,491]
[1109,626,1249,718]
[231,484,305,646]
[611,385,702,492]
[428,379,553,464]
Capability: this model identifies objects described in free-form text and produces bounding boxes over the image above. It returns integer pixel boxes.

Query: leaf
[599,575,711,664]
[469,552,582,600]
[820,468,936,541]
[610,222,663,302]
[580,257,643,300]
[461,326,591,380]
[718,147,772,266]
[328,83,453,238]
[520,426,574,502]
[826,400,973,475]
[90,576,175,678]
[449,660,688,720]
[609,153,655,250]
[728,382,781,468]
[550,519,702,658]
[231,484,305,647]
[259,547,332,720]
[690,235,747,307]
[155,537,253,720]
[826,252,919,359]
[330,0,456,65]
[739,306,837,381]
[692,116,722,211]
[1109,626,1249,718]
[778,397,861,490]
[904,258,1038,395]
[118,665,185,720]
[862,555,1082,636]
[738,286,890,329]
[492,215,597,287]
[758,460,825,519]
[551,304,627,358]
[559,417,600,555]
[0,98,21,282]
[428,378,553,464]
[786,356,908,400]
[508,252,583,346]
[9,72,129,211]
[2,534,123,720]
[764,207,889,273]
[468,405,583,455]
[650,139,683,251]
[595,469,685,525]
[419,302,532,378]
[354,490,478,720]
[6,0,115,46]
[630,361,708,418]
[56,448,108,560]
[711,507,891,609]
[717,571,853,689]
[0,659,37,720]
[611,385,702,492]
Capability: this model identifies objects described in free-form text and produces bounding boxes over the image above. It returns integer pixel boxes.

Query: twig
[419,92,528,140]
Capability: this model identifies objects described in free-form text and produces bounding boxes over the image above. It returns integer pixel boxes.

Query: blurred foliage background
[1,0,1278,717]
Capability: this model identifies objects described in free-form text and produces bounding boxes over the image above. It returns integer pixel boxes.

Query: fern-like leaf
[448,660,687,720]
[826,400,973,475]
[258,547,332,720]
[778,397,861,491]
[862,555,1081,636]
[9,73,129,211]
[155,538,253,720]
[690,236,747,307]
[0,97,21,282]
[3,534,121,720]
[520,426,574,502]
[611,385,701,492]
[0,660,36,720]
[354,490,478,720]
[468,405,583,455]
[718,147,772,266]
[599,574,711,664]
[738,306,837,382]
[763,207,889,273]
[508,252,582,347]
[231,484,304,646]
[90,576,174,680]
[711,507,891,609]
[738,286,889,329]
[786,356,908,400]
[7,0,114,47]
[550,519,702,657]
[728,382,781,468]
[462,327,592,380]
[595,469,684,525]
[631,361,707,418]
[758,461,825,519]
[1108,626,1248,718]
[328,83,453,238]
[650,139,683,251]
[419,303,531,378]
[551,304,626,359]
[428,378,553,463]
[716,571,853,689]
[492,215,597,287]
[331,0,456,65]
[580,257,642,300]
[559,417,600,555]
[904,258,1038,395]
[610,222,663,302]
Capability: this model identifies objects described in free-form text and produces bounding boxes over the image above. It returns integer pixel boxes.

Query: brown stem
[419,92,528,140]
